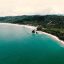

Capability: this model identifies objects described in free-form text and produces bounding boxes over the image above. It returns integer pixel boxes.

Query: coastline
[0,23,64,46]
[23,24,64,46]
[37,31,64,45]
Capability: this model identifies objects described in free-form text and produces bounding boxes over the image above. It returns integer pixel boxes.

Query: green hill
[0,15,64,28]
[0,15,64,41]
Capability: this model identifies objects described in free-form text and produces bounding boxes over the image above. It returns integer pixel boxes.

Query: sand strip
[0,23,64,46]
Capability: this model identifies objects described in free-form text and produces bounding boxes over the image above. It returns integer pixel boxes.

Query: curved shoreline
[37,31,64,45]
[0,23,64,46]
[22,24,64,45]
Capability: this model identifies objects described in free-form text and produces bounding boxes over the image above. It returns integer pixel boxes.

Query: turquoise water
[0,24,64,64]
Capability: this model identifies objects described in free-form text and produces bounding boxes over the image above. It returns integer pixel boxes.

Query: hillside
[0,15,64,28]
[0,15,64,41]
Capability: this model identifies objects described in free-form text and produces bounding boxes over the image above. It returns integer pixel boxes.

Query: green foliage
[0,15,64,28]
[37,25,42,31]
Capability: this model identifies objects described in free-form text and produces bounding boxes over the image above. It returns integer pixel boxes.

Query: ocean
[0,24,64,64]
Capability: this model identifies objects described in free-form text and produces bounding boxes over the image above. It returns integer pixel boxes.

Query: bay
[0,24,64,64]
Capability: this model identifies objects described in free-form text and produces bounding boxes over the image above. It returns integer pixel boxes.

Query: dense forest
[0,15,64,28]
[0,15,64,41]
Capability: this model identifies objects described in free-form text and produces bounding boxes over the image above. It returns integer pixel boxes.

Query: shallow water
[0,24,64,64]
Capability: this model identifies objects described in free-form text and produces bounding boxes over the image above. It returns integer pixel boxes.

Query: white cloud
[0,0,64,16]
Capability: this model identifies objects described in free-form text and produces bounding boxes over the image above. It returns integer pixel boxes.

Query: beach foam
[23,24,64,46]
[37,31,64,46]
[0,23,64,46]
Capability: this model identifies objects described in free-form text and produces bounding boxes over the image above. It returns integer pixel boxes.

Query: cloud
[0,0,64,16]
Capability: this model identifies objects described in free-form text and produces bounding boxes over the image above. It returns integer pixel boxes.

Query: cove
[0,24,64,64]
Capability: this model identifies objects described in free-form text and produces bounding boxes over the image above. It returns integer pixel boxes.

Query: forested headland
[0,15,64,41]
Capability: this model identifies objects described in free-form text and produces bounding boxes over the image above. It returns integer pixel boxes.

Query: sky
[0,0,64,16]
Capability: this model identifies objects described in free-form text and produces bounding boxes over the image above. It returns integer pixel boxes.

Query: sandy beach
[23,24,64,46]
[0,23,64,46]
[37,31,64,46]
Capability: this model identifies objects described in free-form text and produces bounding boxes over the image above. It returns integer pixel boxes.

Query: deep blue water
[0,24,64,64]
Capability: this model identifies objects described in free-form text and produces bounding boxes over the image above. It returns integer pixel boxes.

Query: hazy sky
[0,0,64,16]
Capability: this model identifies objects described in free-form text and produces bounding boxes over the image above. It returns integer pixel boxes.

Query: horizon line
[0,14,64,17]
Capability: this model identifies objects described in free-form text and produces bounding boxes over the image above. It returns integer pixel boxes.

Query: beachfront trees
[37,25,42,31]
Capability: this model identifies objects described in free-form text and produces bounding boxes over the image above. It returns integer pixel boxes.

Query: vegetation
[0,15,64,41]
[37,25,42,31]
[42,28,64,41]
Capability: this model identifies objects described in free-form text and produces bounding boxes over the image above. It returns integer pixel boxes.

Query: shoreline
[0,23,64,46]
[22,24,64,46]
[22,24,64,45]
[37,31,64,45]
